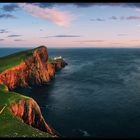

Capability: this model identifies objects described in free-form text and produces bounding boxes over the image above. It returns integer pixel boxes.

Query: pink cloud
[18,3,72,27]
[119,16,140,20]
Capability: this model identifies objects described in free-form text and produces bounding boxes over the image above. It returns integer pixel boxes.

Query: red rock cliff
[0,46,67,90]
[10,97,56,136]
[0,46,67,137]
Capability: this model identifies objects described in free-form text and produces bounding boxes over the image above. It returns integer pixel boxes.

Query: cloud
[7,35,22,37]
[126,16,140,20]
[0,39,4,41]
[74,3,97,8]
[109,16,118,20]
[14,39,24,41]
[122,3,140,8]
[33,3,140,8]
[45,35,81,38]
[31,3,56,8]
[2,4,19,12]
[109,16,140,21]
[120,16,125,20]
[74,3,140,8]
[93,15,140,22]
[74,40,104,43]
[0,14,16,19]
[90,18,105,21]
[0,29,8,33]
[18,3,72,27]
[31,3,93,8]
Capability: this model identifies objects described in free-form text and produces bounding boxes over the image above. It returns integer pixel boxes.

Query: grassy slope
[0,47,58,137]
[0,46,59,73]
[0,48,34,73]
[0,85,53,137]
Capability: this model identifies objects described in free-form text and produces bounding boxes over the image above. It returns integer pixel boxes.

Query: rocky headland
[0,46,67,137]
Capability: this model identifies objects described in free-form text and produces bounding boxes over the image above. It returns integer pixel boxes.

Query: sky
[1,3,140,48]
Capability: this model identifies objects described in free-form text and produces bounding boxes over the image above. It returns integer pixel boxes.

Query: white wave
[78,129,90,137]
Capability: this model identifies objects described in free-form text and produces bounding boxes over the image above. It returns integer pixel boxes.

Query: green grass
[0,46,47,73]
[0,85,53,137]
[0,46,64,73]
[0,48,34,73]
[0,46,57,137]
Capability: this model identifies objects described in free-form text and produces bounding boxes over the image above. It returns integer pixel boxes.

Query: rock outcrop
[0,46,67,90]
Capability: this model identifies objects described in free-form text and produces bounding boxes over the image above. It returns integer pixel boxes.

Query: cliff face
[0,46,67,137]
[10,97,56,135]
[0,46,67,90]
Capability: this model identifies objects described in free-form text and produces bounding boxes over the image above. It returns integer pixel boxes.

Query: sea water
[1,48,140,138]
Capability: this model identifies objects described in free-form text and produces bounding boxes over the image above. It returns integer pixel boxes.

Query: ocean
[1,48,140,138]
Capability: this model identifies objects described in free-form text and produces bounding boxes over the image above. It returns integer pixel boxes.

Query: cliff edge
[0,46,67,137]
[0,46,67,90]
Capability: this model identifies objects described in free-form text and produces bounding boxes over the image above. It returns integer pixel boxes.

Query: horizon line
[1,47,140,49]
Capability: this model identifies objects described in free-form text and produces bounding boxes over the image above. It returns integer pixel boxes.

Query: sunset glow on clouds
[18,3,72,27]
[1,3,140,48]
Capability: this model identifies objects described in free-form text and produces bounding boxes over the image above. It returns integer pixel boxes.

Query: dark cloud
[0,14,16,19]
[46,35,81,38]
[74,3,97,8]
[34,3,123,8]
[121,3,140,8]
[91,15,140,22]
[33,3,140,8]
[91,18,105,21]
[14,39,24,41]
[7,35,22,37]
[0,29,8,33]
[2,4,19,12]
[75,3,140,8]
[0,3,137,10]
[109,16,140,21]
[76,3,125,8]
[0,39,4,41]
[96,18,105,21]
[32,3,56,8]
[109,16,118,20]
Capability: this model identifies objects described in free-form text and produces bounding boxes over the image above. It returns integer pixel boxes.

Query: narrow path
[0,104,7,114]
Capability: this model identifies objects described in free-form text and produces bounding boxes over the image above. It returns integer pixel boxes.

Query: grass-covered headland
[0,84,53,137]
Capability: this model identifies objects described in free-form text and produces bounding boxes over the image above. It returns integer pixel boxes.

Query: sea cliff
[0,46,67,137]
[0,46,67,90]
